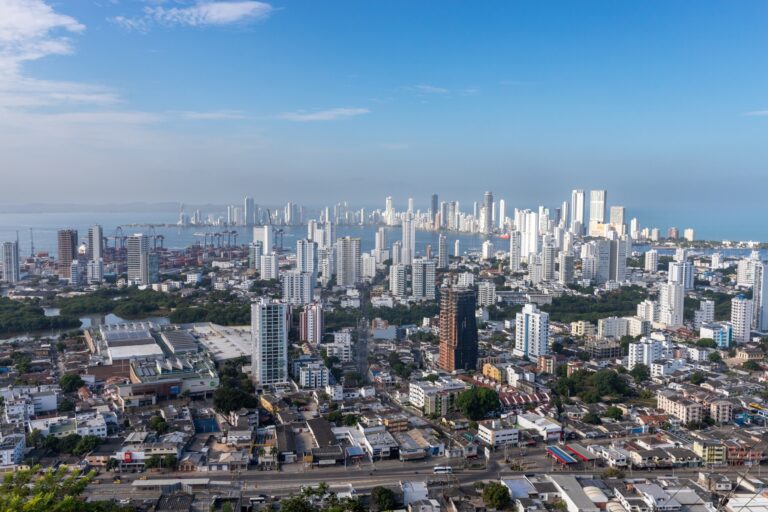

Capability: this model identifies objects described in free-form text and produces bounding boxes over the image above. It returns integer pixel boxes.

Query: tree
[582,412,602,425]
[26,429,44,449]
[601,468,625,479]
[280,496,316,512]
[630,364,650,385]
[742,360,762,371]
[696,338,717,349]
[0,465,96,511]
[144,455,161,469]
[605,406,623,421]
[371,486,396,511]
[455,387,500,421]
[689,371,706,385]
[708,352,722,363]
[57,399,74,413]
[148,415,168,434]
[482,481,511,509]
[59,374,85,393]
[72,436,102,456]
[424,374,439,383]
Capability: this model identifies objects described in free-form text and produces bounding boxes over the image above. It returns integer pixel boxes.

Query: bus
[433,466,453,474]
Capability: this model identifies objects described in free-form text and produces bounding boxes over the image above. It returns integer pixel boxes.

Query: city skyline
[1,1,767,212]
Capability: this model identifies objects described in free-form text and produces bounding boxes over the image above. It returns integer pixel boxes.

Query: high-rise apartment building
[1,241,20,284]
[438,288,478,372]
[558,252,574,284]
[57,229,78,279]
[251,299,288,386]
[127,234,151,285]
[515,303,549,360]
[389,264,407,298]
[300,303,324,344]
[659,282,685,327]
[570,189,585,233]
[335,237,361,287]
[437,234,448,269]
[282,270,313,305]
[731,295,753,344]
[401,217,416,265]
[509,231,522,272]
[87,225,103,262]
[411,258,436,300]
[645,249,659,273]
[296,239,317,287]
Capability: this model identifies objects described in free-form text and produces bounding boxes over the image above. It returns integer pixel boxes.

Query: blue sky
[0,0,767,215]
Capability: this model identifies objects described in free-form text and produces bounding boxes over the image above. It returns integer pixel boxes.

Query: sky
[0,0,767,216]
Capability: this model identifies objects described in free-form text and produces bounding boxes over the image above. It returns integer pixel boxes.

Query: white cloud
[745,110,768,117]
[0,0,84,77]
[414,84,449,94]
[280,107,370,122]
[112,1,273,31]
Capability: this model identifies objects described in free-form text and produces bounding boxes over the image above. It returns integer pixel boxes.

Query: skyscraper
[437,233,448,269]
[127,233,151,285]
[251,299,288,386]
[1,241,20,284]
[335,236,361,287]
[509,231,522,272]
[438,288,478,372]
[87,225,103,262]
[588,189,607,236]
[498,199,506,230]
[541,242,556,281]
[401,217,416,265]
[430,193,439,225]
[731,295,753,344]
[296,239,318,287]
[659,282,685,327]
[645,249,659,273]
[282,270,313,305]
[300,303,324,344]
[515,303,549,360]
[609,238,627,283]
[609,206,625,234]
[482,191,493,234]
[570,189,585,233]
[374,227,387,263]
[389,263,407,298]
[411,258,436,300]
[752,261,768,332]
[558,252,574,284]
[57,229,78,279]
[589,190,607,223]
[244,196,255,226]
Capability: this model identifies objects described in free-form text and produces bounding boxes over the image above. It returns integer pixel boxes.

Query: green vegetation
[168,292,250,324]
[148,415,169,434]
[741,360,762,371]
[605,406,624,421]
[0,465,136,512]
[542,286,648,323]
[57,288,181,319]
[144,454,177,469]
[582,412,602,425]
[486,304,523,321]
[26,432,102,457]
[482,481,511,509]
[279,482,365,512]
[455,387,500,421]
[370,303,440,326]
[388,352,414,379]
[370,486,397,511]
[708,352,722,363]
[695,338,717,349]
[689,371,706,385]
[553,369,633,403]
[213,359,259,413]
[59,374,85,393]
[0,298,80,335]
[601,468,625,479]
[630,363,650,384]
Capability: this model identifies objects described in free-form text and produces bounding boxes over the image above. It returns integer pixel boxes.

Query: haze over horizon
[1,1,767,214]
